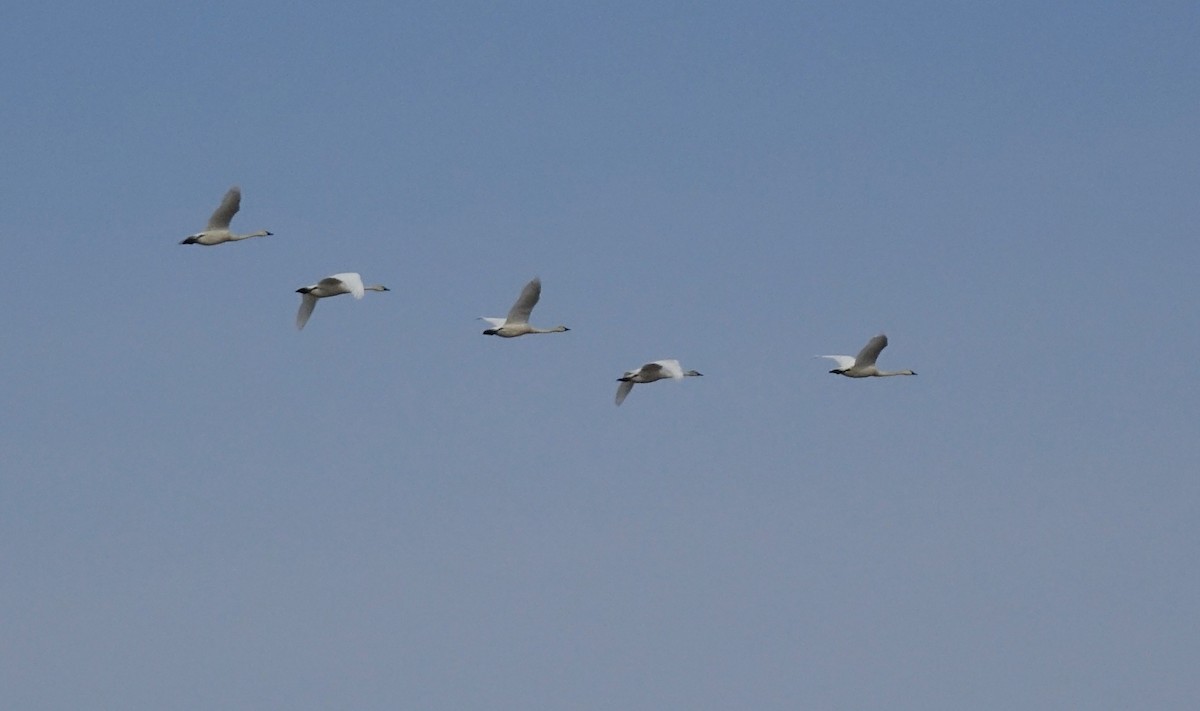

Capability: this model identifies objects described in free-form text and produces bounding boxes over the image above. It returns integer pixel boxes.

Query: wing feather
[652,359,684,380]
[854,334,888,367]
[329,273,365,299]
[505,278,541,324]
[819,355,857,370]
[207,186,241,230]
[296,293,317,330]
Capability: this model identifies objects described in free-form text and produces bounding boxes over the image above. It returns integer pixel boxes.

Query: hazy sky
[2,2,1198,709]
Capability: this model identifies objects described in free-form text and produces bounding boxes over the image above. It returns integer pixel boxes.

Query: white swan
[481,278,570,337]
[615,359,703,406]
[295,272,389,330]
[180,186,273,246]
[820,334,916,378]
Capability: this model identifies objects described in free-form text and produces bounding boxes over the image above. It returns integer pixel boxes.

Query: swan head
[684,370,703,377]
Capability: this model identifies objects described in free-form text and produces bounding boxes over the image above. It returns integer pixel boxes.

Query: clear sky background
[2,2,1198,709]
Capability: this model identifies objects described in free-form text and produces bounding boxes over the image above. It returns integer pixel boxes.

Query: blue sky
[2,2,1198,709]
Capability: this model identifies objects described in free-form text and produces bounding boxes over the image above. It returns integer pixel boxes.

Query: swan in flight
[481,278,570,337]
[295,272,389,330]
[180,186,273,246]
[615,359,703,406]
[820,334,916,378]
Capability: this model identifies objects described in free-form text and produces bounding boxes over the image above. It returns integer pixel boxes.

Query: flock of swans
[182,186,916,405]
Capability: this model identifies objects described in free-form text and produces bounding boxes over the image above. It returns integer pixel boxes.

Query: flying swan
[180,186,273,246]
[295,272,389,330]
[481,278,570,337]
[615,359,703,406]
[819,334,916,378]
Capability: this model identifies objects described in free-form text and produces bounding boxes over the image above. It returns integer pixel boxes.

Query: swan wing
[615,380,634,406]
[206,186,241,230]
[296,293,318,330]
[505,278,541,324]
[651,359,685,380]
[329,273,364,299]
[479,317,506,328]
[819,355,856,370]
[854,334,888,367]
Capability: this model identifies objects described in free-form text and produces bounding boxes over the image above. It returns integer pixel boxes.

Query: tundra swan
[295,272,389,330]
[615,359,702,406]
[180,186,273,245]
[481,278,570,337]
[820,334,916,378]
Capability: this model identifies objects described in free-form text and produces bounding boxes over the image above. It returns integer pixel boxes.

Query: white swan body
[180,186,273,246]
[820,334,916,378]
[615,359,703,406]
[295,272,389,330]
[481,278,570,337]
